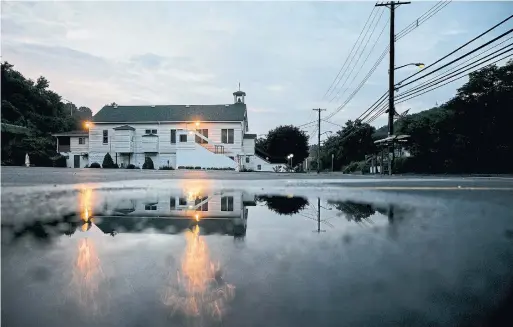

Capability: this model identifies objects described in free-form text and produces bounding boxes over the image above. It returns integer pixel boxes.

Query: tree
[102,153,116,168]
[142,157,154,169]
[1,61,81,166]
[257,195,309,215]
[392,59,513,173]
[264,125,309,167]
[321,120,376,170]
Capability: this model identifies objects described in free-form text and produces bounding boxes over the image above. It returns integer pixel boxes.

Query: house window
[145,129,157,134]
[221,129,234,144]
[170,129,176,144]
[179,197,187,206]
[145,204,157,210]
[257,165,262,170]
[195,196,209,211]
[78,137,85,145]
[179,134,188,142]
[221,196,234,211]
[195,129,208,144]
[170,197,176,210]
[103,130,108,144]
[246,157,250,163]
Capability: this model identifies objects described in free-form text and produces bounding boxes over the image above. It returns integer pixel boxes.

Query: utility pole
[376,1,410,175]
[312,108,326,174]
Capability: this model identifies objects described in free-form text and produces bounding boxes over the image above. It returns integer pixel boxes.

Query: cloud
[1,0,508,136]
[266,85,285,92]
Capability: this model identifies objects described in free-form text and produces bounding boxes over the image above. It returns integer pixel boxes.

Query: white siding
[70,136,88,152]
[87,121,250,169]
[242,138,255,155]
[64,152,89,168]
[114,130,134,153]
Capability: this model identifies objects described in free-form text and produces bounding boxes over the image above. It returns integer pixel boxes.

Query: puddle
[2,183,513,327]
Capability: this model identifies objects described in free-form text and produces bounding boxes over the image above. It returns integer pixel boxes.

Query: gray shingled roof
[93,103,247,123]
[51,130,88,137]
[113,125,136,130]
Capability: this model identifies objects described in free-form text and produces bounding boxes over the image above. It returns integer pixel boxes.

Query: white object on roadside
[25,153,30,167]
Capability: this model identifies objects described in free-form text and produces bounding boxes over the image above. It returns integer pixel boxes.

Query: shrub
[89,162,101,168]
[240,167,254,172]
[194,166,201,170]
[142,157,154,169]
[50,155,67,168]
[102,153,117,168]
[126,164,136,169]
[177,166,184,169]
[159,166,175,170]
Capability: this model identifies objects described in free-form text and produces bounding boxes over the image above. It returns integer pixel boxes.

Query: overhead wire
[323,5,378,99]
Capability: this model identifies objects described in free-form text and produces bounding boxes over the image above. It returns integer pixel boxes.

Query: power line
[395,1,452,41]
[396,14,513,87]
[396,43,513,99]
[323,5,378,99]
[395,53,513,104]
[329,9,387,103]
[397,28,513,89]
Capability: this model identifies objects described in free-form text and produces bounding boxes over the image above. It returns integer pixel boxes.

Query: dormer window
[145,129,157,134]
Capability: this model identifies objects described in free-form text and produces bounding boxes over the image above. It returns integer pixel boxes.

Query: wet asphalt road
[2,167,513,327]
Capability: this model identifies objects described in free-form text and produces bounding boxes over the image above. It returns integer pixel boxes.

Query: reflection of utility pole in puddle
[314,197,326,233]
[162,223,235,322]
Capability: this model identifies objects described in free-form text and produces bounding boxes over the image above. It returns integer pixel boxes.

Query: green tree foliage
[1,61,84,166]
[102,153,117,168]
[328,200,375,222]
[142,157,155,169]
[259,125,309,166]
[257,196,309,215]
[393,60,513,173]
[321,120,376,170]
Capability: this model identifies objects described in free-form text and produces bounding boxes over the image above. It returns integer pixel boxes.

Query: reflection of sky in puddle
[1,184,435,327]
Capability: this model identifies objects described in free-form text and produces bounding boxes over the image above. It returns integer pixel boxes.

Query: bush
[159,166,175,170]
[126,164,136,169]
[142,157,154,169]
[102,153,117,168]
[50,155,67,168]
[177,166,185,169]
[89,162,101,168]
[194,166,201,170]
[240,167,254,172]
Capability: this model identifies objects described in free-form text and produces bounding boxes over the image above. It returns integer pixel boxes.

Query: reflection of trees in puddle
[328,200,399,225]
[163,225,235,321]
[257,195,309,215]
[328,200,376,222]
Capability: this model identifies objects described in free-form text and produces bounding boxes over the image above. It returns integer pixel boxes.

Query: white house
[51,130,89,168]
[53,89,283,171]
[92,189,256,238]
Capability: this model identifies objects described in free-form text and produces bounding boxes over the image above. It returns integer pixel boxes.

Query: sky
[2,0,512,139]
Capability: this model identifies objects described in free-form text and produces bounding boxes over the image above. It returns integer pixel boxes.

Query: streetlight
[84,121,92,129]
[287,153,294,168]
[394,62,425,70]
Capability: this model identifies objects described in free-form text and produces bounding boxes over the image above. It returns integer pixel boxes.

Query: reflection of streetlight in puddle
[162,224,235,320]
[69,187,108,316]
[69,238,106,316]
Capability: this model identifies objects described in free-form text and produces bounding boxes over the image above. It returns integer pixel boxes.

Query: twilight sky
[2,0,512,138]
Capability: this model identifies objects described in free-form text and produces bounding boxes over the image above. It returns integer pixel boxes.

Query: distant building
[52,89,281,171]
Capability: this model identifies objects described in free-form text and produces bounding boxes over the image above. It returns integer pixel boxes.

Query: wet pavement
[2,171,513,327]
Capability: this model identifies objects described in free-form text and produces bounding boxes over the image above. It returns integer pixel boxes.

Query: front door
[74,155,80,168]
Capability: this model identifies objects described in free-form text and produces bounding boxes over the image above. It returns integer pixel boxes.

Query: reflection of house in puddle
[93,190,256,239]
